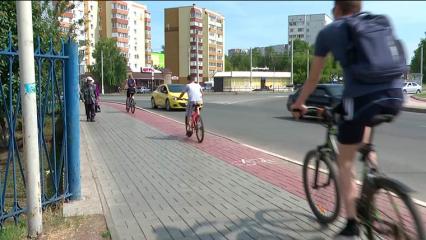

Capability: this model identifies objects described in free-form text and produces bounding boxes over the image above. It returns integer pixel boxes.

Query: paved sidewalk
[82,103,425,240]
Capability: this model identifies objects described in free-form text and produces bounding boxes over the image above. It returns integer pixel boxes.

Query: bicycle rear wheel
[363,180,425,240]
[303,149,341,224]
[195,115,204,143]
[130,99,136,114]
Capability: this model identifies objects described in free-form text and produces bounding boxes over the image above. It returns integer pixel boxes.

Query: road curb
[411,95,426,102]
[402,107,426,114]
[102,100,426,208]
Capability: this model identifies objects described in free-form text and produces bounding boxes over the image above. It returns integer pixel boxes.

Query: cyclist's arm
[293,56,326,106]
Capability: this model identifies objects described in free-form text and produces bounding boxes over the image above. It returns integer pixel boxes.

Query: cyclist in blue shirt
[292,1,404,239]
[126,78,136,104]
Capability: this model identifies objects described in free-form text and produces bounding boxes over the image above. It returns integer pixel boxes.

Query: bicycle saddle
[369,114,395,126]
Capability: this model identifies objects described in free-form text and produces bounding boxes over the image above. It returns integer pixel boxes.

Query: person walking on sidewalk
[291,1,406,239]
[178,75,203,127]
[82,76,97,122]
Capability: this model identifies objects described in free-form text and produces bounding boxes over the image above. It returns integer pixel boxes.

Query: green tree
[90,38,127,92]
[0,1,80,147]
[410,38,426,83]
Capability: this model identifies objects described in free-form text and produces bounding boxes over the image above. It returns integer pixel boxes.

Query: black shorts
[337,88,403,144]
[127,88,135,98]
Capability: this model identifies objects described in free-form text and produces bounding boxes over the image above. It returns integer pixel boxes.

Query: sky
[140,1,426,62]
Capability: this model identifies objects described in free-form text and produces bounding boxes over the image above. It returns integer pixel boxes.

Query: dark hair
[334,0,362,15]
[187,75,192,81]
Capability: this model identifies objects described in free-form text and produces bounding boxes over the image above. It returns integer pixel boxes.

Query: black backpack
[344,12,408,84]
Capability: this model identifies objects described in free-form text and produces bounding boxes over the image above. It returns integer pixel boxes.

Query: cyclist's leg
[185,101,193,125]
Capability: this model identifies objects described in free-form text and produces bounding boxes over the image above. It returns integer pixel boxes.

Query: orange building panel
[112,18,129,25]
[112,8,129,15]
[112,28,129,34]
[112,37,129,43]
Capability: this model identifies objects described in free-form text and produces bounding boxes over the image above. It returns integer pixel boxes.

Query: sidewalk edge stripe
[103,101,426,208]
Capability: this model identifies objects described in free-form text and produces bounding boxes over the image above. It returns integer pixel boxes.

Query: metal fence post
[64,40,81,200]
[16,1,42,236]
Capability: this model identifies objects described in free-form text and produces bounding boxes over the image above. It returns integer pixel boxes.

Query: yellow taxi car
[151,84,188,111]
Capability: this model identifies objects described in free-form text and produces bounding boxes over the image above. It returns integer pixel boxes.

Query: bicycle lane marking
[103,102,426,223]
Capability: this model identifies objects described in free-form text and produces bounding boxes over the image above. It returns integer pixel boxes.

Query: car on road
[151,84,188,111]
[136,86,151,94]
[286,84,343,115]
[402,82,422,94]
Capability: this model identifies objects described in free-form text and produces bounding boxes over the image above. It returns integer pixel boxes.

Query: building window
[134,20,136,24]
[134,29,136,33]
[135,64,137,68]
[91,33,93,38]
[90,5,93,11]
[298,28,303,32]
[134,11,136,15]
[91,24,93,29]
[134,46,137,50]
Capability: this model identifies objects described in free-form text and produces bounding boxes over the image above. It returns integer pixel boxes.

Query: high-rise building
[288,14,332,45]
[99,1,152,72]
[165,4,225,83]
[58,1,152,73]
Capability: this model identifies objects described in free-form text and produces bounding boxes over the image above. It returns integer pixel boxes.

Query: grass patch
[415,92,426,98]
[101,230,111,239]
[0,220,26,240]
[0,205,109,240]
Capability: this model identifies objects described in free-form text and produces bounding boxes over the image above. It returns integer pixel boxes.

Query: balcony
[112,28,129,34]
[112,18,128,25]
[145,26,151,31]
[112,8,128,15]
[112,37,129,43]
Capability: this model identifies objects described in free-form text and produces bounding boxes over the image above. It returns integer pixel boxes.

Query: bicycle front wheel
[364,179,425,240]
[195,115,204,143]
[303,149,341,224]
[126,99,130,112]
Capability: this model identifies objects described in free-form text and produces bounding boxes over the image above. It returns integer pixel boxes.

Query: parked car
[287,84,343,115]
[151,84,188,111]
[402,82,422,94]
[136,86,151,94]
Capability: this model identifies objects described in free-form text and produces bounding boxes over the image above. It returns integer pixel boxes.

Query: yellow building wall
[178,7,191,78]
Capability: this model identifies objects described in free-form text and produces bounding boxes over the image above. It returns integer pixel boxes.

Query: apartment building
[99,1,152,72]
[59,1,151,73]
[165,4,225,83]
[288,14,332,45]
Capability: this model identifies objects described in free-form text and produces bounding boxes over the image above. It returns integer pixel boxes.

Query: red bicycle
[185,103,204,143]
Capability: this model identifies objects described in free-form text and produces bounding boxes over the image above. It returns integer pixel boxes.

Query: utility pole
[196,34,199,83]
[101,49,104,94]
[307,48,310,79]
[291,39,294,87]
[16,1,42,237]
[421,32,424,84]
[250,47,252,90]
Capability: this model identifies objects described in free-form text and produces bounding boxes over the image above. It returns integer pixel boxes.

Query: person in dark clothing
[82,77,97,122]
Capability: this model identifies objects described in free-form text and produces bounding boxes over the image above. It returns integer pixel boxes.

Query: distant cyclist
[291,1,406,239]
[126,77,136,104]
[178,75,203,126]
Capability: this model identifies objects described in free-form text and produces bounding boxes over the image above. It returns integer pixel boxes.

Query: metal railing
[0,32,77,226]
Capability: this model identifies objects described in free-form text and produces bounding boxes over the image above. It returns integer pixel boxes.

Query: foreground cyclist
[291,1,405,239]
[178,75,203,129]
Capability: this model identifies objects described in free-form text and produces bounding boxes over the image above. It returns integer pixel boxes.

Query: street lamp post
[291,39,294,87]
[101,49,104,95]
[250,47,252,90]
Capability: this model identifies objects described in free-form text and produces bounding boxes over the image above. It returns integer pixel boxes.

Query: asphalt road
[103,93,426,201]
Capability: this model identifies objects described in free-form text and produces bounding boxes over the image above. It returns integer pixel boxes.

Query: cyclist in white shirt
[179,75,203,125]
